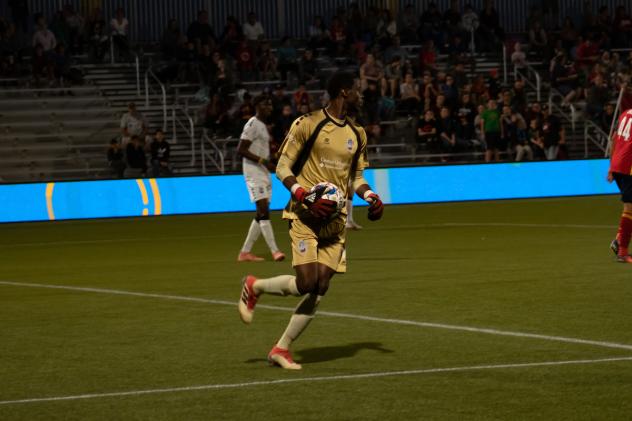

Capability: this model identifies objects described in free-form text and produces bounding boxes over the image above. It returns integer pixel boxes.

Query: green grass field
[1,195,632,420]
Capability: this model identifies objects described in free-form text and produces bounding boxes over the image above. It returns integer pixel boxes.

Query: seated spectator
[307,16,329,50]
[560,17,579,53]
[375,8,397,48]
[362,79,381,124]
[440,74,459,110]
[120,102,148,146]
[292,83,310,112]
[471,74,489,103]
[126,135,147,177]
[32,16,56,52]
[526,102,544,127]
[383,35,408,65]
[585,73,610,120]
[528,21,547,53]
[360,53,386,94]
[419,39,438,74]
[235,39,256,81]
[416,109,438,151]
[420,72,439,111]
[150,129,172,177]
[456,109,478,148]
[272,103,295,143]
[473,103,486,146]
[541,104,564,160]
[110,7,130,60]
[601,103,617,133]
[258,41,278,80]
[277,36,299,82]
[87,18,109,62]
[457,92,476,124]
[501,105,531,161]
[31,44,52,87]
[161,19,180,60]
[271,83,291,119]
[299,49,319,86]
[242,12,265,43]
[398,72,420,115]
[511,42,527,71]
[107,138,126,178]
[528,118,545,159]
[205,92,230,135]
[551,53,579,106]
[220,15,242,51]
[329,15,348,56]
[576,36,601,70]
[187,10,216,50]
[384,55,403,97]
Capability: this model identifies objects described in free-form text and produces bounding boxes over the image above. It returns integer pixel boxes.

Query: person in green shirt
[480,99,502,162]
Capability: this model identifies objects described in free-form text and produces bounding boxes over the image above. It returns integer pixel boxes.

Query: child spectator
[150,129,172,177]
[480,99,502,162]
[126,135,147,177]
[416,109,438,151]
[107,139,126,178]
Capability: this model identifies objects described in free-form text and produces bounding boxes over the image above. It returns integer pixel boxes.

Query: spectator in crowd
[220,15,242,52]
[126,135,147,177]
[541,104,564,160]
[272,103,295,143]
[110,7,130,60]
[242,12,265,43]
[150,129,172,177]
[416,109,438,151]
[63,4,84,54]
[420,2,443,49]
[187,10,215,51]
[120,102,148,146]
[375,8,397,48]
[576,35,601,69]
[528,21,548,54]
[511,78,528,115]
[478,0,504,51]
[613,6,632,48]
[307,15,329,50]
[235,39,256,81]
[360,53,386,94]
[362,78,381,124]
[585,73,610,120]
[161,19,180,60]
[473,103,486,147]
[107,138,126,178]
[528,118,545,159]
[461,4,479,51]
[87,17,108,62]
[420,72,439,111]
[31,44,52,86]
[601,102,616,133]
[33,15,56,52]
[299,48,319,86]
[258,41,278,80]
[444,0,463,38]
[50,42,71,85]
[440,73,459,110]
[398,72,420,115]
[329,15,348,56]
[560,16,579,53]
[480,98,502,162]
[511,42,527,71]
[457,92,476,124]
[399,4,418,43]
[456,109,477,148]
[204,91,231,135]
[383,35,408,65]
[384,55,403,98]
[551,53,579,107]
[277,36,299,82]
[419,39,438,74]
[292,83,310,112]
[438,106,459,155]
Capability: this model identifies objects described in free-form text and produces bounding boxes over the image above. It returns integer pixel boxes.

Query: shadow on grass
[244,342,393,365]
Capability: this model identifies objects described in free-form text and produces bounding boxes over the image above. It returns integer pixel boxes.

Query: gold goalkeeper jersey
[276,108,369,220]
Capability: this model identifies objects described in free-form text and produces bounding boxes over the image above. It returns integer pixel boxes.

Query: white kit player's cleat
[268,346,302,370]
[237,252,264,262]
[272,251,286,262]
[238,275,259,324]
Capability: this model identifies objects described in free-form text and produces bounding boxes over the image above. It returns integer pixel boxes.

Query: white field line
[1,356,632,406]
[2,281,632,352]
[0,222,615,248]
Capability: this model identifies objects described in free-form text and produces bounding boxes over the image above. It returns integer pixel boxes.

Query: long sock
[346,199,354,222]
[276,293,321,350]
[617,211,632,255]
[253,275,299,296]
[240,219,260,253]
[258,219,280,253]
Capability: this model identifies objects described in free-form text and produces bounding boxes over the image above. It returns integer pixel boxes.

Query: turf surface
[1,195,631,420]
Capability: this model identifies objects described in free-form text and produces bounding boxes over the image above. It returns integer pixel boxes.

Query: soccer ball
[310,182,346,216]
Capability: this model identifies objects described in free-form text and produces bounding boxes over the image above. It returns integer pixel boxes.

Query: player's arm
[276,118,336,219]
[237,138,274,170]
[352,127,383,221]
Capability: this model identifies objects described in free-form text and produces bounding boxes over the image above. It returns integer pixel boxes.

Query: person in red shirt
[608,107,632,262]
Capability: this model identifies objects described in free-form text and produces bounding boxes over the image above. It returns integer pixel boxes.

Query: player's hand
[265,161,276,172]
[364,192,384,221]
[293,186,337,219]
[607,171,614,183]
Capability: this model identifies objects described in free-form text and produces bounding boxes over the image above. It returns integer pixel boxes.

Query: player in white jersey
[237,95,286,262]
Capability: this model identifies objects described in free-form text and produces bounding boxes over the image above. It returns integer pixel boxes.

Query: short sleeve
[240,119,257,142]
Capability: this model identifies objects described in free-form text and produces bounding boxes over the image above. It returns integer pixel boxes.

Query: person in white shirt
[237,94,285,262]
[110,7,130,59]
[32,16,56,52]
[242,12,265,42]
[120,102,148,146]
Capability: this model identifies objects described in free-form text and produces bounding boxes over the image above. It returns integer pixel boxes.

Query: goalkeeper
[237,72,384,369]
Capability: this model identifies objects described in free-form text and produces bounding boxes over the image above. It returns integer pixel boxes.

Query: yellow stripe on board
[136,179,149,205]
[45,183,55,221]
[149,179,162,215]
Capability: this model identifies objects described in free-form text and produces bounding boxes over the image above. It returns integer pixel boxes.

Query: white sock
[276,294,321,349]
[253,275,299,296]
[346,199,354,222]
[258,219,280,253]
[240,219,260,253]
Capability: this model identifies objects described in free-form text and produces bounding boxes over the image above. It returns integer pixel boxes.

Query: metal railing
[171,104,196,165]
[514,64,541,102]
[201,129,225,174]
[144,66,167,131]
[548,88,577,132]
[584,119,608,157]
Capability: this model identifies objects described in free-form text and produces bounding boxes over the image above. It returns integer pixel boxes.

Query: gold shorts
[288,215,347,273]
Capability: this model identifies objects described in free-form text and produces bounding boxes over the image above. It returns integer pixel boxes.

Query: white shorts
[244,171,272,203]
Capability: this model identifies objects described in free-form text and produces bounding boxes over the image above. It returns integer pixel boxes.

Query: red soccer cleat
[238,275,259,324]
[617,254,632,263]
[268,346,302,370]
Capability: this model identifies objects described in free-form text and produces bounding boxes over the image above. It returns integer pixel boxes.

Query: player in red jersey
[608,107,632,263]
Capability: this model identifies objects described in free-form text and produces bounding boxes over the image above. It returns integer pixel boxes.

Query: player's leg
[238,176,264,262]
[269,262,331,370]
[256,197,285,262]
[611,173,632,263]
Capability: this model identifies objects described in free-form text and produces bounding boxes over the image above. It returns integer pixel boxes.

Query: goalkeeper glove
[292,184,337,219]
[364,190,384,221]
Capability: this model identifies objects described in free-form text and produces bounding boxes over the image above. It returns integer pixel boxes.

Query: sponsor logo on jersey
[298,240,307,254]
[346,138,354,151]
